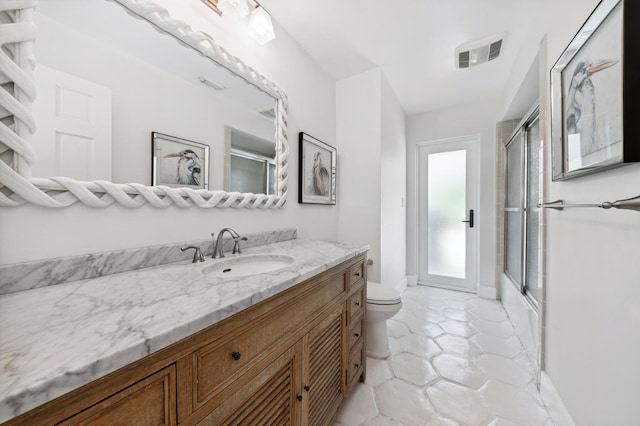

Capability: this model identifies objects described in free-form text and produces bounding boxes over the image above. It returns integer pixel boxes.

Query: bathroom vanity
[0,240,368,425]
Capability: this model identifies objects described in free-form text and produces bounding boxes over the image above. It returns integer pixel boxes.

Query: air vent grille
[455,33,506,69]
[257,105,276,120]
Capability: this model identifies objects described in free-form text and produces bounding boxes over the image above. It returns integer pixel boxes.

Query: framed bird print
[298,132,336,204]
[152,132,210,189]
[550,0,640,180]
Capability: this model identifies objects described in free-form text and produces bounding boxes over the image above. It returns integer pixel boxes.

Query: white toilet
[366,281,402,359]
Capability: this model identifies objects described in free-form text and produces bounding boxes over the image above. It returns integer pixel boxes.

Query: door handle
[461,209,474,228]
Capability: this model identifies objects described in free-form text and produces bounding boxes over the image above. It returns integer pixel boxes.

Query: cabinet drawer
[194,344,300,426]
[192,273,345,410]
[348,262,364,289]
[59,365,176,426]
[347,342,365,389]
[348,287,365,323]
[348,319,363,352]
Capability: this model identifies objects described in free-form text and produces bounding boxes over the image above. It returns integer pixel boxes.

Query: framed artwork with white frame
[152,132,210,190]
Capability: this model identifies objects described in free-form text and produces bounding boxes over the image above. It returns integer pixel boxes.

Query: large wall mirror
[0,0,289,208]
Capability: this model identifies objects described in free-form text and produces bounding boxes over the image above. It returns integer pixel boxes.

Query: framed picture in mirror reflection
[298,132,336,205]
[152,132,210,190]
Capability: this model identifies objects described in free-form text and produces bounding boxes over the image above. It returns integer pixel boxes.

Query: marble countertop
[0,239,368,422]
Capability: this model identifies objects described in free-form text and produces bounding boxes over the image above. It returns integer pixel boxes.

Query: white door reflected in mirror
[32,65,112,181]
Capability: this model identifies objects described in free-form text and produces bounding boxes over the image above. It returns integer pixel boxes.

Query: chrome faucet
[212,228,247,258]
[181,245,205,263]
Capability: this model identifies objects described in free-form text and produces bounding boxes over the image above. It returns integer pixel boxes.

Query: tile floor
[335,285,551,426]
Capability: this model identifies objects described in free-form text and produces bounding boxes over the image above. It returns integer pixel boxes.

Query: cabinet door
[59,365,176,426]
[196,343,302,426]
[306,304,345,426]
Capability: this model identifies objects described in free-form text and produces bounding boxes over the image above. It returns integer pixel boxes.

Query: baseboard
[395,276,408,293]
[476,284,498,300]
[407,275,418,286]
[540,371,575,426]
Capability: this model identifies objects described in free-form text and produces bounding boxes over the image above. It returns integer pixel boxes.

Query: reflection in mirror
[227,127,276,194]
[32,0,277,194]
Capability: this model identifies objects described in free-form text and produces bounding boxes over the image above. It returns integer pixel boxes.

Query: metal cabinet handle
[355,333,360,338]
[304,385,310,392]
[232,351,241,361]
[297,395,303,402]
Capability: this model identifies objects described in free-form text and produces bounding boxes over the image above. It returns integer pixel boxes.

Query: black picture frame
[550,0,640,180]
[298,132,336,205]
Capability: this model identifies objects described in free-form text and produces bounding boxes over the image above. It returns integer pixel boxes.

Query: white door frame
[415,135,480,293]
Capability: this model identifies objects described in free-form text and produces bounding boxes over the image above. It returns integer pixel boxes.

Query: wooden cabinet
[4,254,367,426]
[58,366,177,426]
[306,304,345,426]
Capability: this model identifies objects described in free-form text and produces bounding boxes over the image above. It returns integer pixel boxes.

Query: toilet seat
[367,283,402,305]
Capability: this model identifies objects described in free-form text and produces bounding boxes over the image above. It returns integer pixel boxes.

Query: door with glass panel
[504,107,540,307]
[418,136,478,291]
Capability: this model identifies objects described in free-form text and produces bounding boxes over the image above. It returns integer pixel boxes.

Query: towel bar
[537,195,640,212]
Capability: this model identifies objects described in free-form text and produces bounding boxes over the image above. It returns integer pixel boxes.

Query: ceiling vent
[455,33,506,69]
[256,104,276,120]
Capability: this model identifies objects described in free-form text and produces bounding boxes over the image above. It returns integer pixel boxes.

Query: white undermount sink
[202,254,295,278]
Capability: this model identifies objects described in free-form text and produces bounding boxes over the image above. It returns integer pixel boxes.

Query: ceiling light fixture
[202,0,276,45]
[248,4,275,45]
[218,0,250,22]
[201,0,222,16]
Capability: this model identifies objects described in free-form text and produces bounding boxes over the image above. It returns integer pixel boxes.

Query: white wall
[336,69,382,282]
[406,99,502,295]
[503,0,640,424]
[336,69,407,289]
[380,75,407,291]
[0,0,338,265]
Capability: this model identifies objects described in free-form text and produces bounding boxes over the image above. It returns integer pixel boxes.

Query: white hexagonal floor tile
[469,306,509,322]
[406,319,445,338]
[466,297,503,310]
[391,334,442,359]
[442,307,477,323]
[474,353,534,387]
[444,299,467,310]
[487,418,522,426]
[337,285,551,426]
[335,383,377,426]
[391,309,417,328]
[435,334,482,359]
[387,319,411,339]
[432,354,487,389]
[390,353,438,386]
[376,379,441,426]
[351,415,403,425]
[439,319,478,337]
[426,380,493,425]
[365,357,394,387]
[480,380,549,426]
[471,334,523,358]
[470,318,515,338]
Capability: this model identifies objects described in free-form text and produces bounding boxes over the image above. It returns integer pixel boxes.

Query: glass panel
[505,132,523,208]
[505,136,523,285]
[230,155,267,194]
[505,211,522,284]
[525,117,541,303]
[427,150,466,279]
